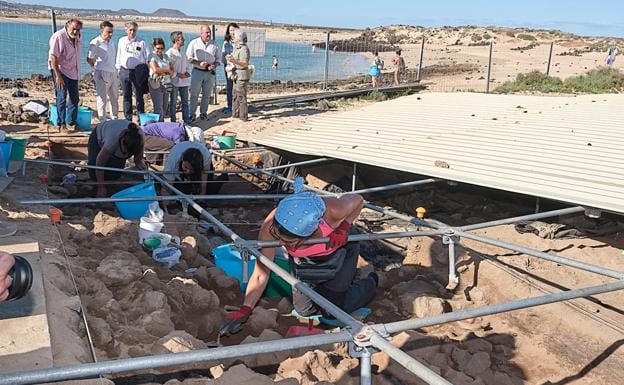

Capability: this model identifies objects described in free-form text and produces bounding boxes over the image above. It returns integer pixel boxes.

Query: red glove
[328,221,351,249]
[219,305,252,336]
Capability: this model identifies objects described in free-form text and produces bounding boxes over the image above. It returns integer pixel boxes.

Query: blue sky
[17,0,624,37]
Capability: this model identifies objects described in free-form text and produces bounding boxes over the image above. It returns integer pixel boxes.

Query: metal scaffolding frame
[3,153,624,385]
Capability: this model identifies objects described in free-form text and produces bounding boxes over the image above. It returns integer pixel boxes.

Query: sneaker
[199,113,209,120]
[222,107,231,114]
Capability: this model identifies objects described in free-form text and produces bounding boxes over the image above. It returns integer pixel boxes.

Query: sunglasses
[155,46,164,50]
[269,222,306,248]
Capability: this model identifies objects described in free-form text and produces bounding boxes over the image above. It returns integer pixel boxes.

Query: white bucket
[139,216,164,244]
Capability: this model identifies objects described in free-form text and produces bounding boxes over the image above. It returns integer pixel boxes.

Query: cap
[274,192,325,237]
[185,125,205,142]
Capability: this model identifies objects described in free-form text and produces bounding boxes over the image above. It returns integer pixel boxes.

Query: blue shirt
[142,122,186,144]
[222,40,234,65]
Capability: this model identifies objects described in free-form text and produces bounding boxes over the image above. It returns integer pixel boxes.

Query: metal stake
[443,234,459,290]
[352,162,357,192]
[323,31,331,91]
[546,42,554,76]
[417,36,425,82]
[486,41,493,93]
[360,349,372,385]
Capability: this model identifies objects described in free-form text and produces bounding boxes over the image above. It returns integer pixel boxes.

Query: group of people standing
[369,49,406,88]
[48,19,252,130]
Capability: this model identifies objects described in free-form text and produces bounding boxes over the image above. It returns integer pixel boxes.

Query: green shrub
[517,33,536,41]
[471,33,482,42]
[506,31,515,37]
[483,33,493,40]
[495,67,624,94]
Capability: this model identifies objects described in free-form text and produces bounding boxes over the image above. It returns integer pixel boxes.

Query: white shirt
[166,46,191,87]
[116,35,147,70]
[186,37,220,68]
[88,36,116,73]
[163,142,211,181]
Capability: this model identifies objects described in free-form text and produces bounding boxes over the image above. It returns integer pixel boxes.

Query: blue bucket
[0,141,12,172]
[49,106,92,130]
[111,181,157,219]
[212,244,292,296]
[139,113,160,126]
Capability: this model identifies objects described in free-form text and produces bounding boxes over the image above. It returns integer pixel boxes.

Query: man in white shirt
[186,24,220,121]
[116,21,148,121]
[87,21,118,122]
[167,31,191,124]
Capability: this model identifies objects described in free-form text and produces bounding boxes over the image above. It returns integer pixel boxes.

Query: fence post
[416,36,425,82]
[211,24,218,105]
[323,31,330,91]
[50,9,57,34]
[486,41,493,93]
[546,42,554,76]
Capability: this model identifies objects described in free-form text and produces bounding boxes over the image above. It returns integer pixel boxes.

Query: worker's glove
[218,305,252,337]
[327,221,351,249]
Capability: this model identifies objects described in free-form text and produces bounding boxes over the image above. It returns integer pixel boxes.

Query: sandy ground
[0,20,622,385]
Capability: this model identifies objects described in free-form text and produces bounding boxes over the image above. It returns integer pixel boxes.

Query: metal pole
[149,171,363,329]
[444,234,459,290]
[352,163,357,192]
[211,24,218,105]
[323,31,330,91]
[460,206,584,232]
[0,332,352,385]
[486,41,493,93]
[457,230,624,280]
[250,229,447,249]
[20,194,290,205]
[264,157,331,172]
[360,349,372,385]
[377,279,624,335]
[535,197,541,214]
[546,42,554,76]
[369,334,452,385]
[50,9,57,33]
[416,36,425,82]
[353,179,437,195]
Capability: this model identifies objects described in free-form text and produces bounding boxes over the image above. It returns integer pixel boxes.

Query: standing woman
[369,50,383,88]
[392,49,405,85]
[221,22,239,115]
[226,29,251,121]
[148,38,173,122]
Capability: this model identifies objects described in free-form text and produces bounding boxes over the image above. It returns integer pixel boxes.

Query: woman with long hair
[148,37,173,121]
[222,22,240,114]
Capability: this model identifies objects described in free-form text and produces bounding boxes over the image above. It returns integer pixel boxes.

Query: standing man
[167,31,191,124]
[49,18,83,131]
[186,25,220,121]
[116,21,148,121]
[87,21,118,122]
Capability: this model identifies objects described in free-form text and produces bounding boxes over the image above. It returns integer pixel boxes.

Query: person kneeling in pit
[141,121,205,164]
[219,178,378,336]
[87,119,146,197]
[160,140,227,198]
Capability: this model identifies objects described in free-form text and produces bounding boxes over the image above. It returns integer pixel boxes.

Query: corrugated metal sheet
[252,93,624,213]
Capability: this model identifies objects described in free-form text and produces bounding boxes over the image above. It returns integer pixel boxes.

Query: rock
[277,297,293,314]
[464,352,491,378]
[248,307,278,336]
[92,211,133,236]
[400,294,447,317]
[20,111,39,123]
[89,316,113,347]
[210,364,224,378]
[443,368,475,385]
[451,347,472,371]
[96,252,143,286]
[318,99,331,110]
[153,331,207,354]
[139,309,175,338]
[464,338,493,354]
[218,364,275,385]
[8,113,21,123]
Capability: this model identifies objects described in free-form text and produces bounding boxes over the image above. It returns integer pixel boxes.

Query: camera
[6,255,33,301]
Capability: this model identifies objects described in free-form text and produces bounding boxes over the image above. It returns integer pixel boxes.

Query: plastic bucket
[49,208,62,223]
[0,141,12,171]
[111,181,157,220]
[5,136,28,161]
[139,113,160,126]
[49,106,92,130]
[216,135,236,149]
[213,244,292,296]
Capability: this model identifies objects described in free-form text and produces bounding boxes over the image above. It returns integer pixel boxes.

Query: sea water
[0,21,369,84]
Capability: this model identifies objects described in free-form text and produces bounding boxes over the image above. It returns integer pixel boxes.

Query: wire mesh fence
[0,15,621,109]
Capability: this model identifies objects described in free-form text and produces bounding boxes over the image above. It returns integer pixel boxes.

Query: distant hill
[151,8,187,18]
[118,9,141,16]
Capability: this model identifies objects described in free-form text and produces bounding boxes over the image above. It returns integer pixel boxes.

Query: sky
[15,0,624,37]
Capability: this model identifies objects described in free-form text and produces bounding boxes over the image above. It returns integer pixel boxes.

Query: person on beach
[49,18,83,131]
[87,21,118,122]
[187,24,220,121]
[218,178,378,336]
[392,49,406,85]
[148,38,173,122]
[221,22,239,115]
[369,50,383,88]
[116,21,148,121]
[167,31,191,124]
[87,119,146,197]
[226,29,251,121]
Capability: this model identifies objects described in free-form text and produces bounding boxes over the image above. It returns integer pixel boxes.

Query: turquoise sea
[0,21,369,83]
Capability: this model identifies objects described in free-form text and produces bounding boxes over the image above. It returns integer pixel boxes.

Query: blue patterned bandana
[274,177,325,237]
